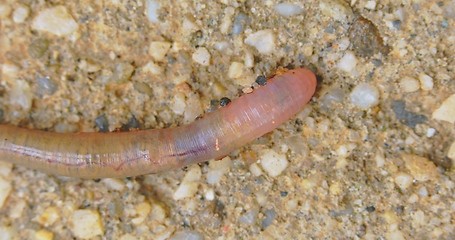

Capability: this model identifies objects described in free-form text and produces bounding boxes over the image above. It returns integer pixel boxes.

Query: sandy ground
[1,0,455,239]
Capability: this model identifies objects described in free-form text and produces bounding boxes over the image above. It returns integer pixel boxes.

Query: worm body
[0,69,316,179]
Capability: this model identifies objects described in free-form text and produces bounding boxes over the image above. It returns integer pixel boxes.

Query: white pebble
[207,157,232,184]
[337,51,358,72]
[337,37,350,51]
[142,61,164,75]
[427,128,436,138]
[102,178,125,191]
[399,76,420,93]
[244,50,254,68]
[214,41,230,51]
[228,62,245,79]
[419,73,434,91]
[408,194,419,203]
[71,209,104,239]
[149,41,171,62]
[350,83,380,109]
[170,93,186,115]
[220,7,235,34]
[183,94,203,124]
[447,141,455,161]
[0,177,12,209]
[192,47,211,66]
[244,30,276,55]
[319,0,353,22]
[10,80,32,112]
[249,163,263,176]
[0,162,12,177]
[182,18,200,35]
[432,94,455,124]
[365,1,377,10]
[12,5,29,23]
[205,188,215,201]
[394,172,413,190]
[273,3,304,17]
[259,149,289,177]
[31,6,79,36]
[173,165,201,200]
[146,0,160,23]
[418,186,428,197]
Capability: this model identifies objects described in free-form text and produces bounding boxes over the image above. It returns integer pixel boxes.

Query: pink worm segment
[0,68,316,179]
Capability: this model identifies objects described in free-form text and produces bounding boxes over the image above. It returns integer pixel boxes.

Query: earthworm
[0,68,316,179]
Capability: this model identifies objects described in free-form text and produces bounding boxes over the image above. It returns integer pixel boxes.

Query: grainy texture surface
[1,0,455,239]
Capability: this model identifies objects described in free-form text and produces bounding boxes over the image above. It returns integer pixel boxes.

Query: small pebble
[219,97,231,106]
[220,7,235,34]
[418,73,434,91]
[192,47,211,66]
[146,0,160,23]
[350,83,380,109]
[244,30,276,55]
[402,154,438,182]
[94,114,109,133]
[207,156,232,184]
[36,206,60,227]
[142,61,164,75]
[149,41,171,62]
[399,76,420,93]
[319,0,353,22]
[447,141,455,161]
[233,13,250,35]
[36,76,58,97]
[365,1,377,10]
[273,3,304,17]
[173,165,201,200]
[432,94,455,124]
[31,6,79,36]
[259,149,288,177]
[228,62,245,79]
[255,76,267,86]
[71,209,104,239]
[427,128,436,138]
[102,178,126,191]
[249,163,263,176]
[12,5,29,23]
[394,172,413,190]
[10,80,33,112]
[131,202,152,225]
[337,51,358,72]
[0,176,12,209]
[171,93,186,115]
[110,62,135,83]
[35,229,54,240]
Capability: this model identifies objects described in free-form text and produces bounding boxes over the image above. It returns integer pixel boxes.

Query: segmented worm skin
[0,68,316,179]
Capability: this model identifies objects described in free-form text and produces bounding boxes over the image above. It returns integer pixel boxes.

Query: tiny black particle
[366,206,376,212]
[255,75,267,86]
[280,191,288,197]
[220,97,231,106]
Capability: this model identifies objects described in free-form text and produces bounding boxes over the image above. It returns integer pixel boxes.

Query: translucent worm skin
[0,68,316,179]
